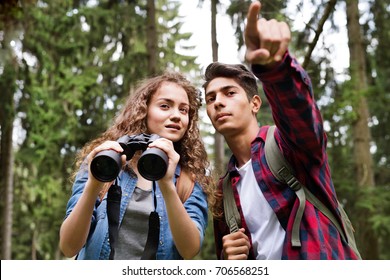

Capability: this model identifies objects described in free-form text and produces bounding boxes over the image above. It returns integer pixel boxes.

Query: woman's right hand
[86,141,125,188]
[60,140,126,258]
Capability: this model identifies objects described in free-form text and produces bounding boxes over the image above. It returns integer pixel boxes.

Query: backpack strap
[265,125,306,247]
[221,126,307,240]
[176,170,195,203]
[304,187,347,243]
[222,175,241,233]
[264,125,347,246]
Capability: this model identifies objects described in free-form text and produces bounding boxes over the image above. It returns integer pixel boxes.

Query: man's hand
[244,1,291,65]
[222,228,250,260]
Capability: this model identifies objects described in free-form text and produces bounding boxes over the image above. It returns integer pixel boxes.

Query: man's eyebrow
[205,85,238,96]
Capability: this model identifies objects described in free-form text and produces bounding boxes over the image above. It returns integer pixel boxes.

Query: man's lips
[215,113,231,122]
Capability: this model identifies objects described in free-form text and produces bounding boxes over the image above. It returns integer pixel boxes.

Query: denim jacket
[64,164,208,260]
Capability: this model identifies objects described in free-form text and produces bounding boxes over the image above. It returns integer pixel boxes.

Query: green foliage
[12,170,66,259]
[195,212,217,260]
[2,0,389,260]
[2,0,199,259]
[354,186,390,259]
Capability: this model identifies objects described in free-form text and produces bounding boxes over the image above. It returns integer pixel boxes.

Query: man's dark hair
[202,62,259,99]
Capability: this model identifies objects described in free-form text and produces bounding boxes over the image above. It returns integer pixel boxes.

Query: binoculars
[90,133,168,182]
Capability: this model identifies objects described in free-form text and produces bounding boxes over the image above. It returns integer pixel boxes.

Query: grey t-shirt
[115,187,153,259]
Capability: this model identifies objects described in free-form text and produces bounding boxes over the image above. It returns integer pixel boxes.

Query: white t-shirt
[236,159,285,259]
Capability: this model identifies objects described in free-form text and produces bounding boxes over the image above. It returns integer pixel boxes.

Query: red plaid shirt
[213,52,360,260]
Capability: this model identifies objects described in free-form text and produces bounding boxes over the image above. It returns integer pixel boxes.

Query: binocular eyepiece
[90,133,168,182]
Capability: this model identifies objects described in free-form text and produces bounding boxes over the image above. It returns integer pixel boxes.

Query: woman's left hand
[147,137,179,187]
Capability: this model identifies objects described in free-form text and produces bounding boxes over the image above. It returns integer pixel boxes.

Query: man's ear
[251,95,262,114]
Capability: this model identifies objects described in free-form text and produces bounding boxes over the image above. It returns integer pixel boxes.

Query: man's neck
[225,124,260,168]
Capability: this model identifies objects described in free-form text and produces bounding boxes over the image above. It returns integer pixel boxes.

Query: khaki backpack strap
[176,170,195,203]
[303,188,347,243]
[265,125,348,247]
[265,125,306,247]
[222,175,241,233]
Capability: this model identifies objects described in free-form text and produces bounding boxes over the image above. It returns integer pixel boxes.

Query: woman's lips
[165,124,181,130]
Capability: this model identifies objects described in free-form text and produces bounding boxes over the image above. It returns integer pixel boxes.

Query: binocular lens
[90,150,121,182]
[90,141,168,182]
[138,148,168,181]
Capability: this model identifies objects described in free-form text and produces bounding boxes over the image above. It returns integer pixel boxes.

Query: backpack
[223,125,361,259]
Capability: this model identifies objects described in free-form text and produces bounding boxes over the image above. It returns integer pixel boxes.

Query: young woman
[59,71,212,260]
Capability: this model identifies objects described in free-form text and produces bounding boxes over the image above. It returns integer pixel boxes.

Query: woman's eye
[180,107,189,114]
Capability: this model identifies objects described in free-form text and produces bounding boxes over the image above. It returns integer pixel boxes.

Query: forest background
[0,0,389,260]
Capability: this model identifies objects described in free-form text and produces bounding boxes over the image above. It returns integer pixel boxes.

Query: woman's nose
[170,108,181,120]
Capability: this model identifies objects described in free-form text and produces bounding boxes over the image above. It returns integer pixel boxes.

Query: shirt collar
[226,126,269,174]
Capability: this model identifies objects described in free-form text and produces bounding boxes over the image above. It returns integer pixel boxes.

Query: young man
[203,1,360,260]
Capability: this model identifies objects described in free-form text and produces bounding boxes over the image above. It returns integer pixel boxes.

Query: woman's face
[146,81,190,142]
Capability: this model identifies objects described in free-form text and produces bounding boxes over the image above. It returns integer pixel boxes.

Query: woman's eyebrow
[156,97,189,106]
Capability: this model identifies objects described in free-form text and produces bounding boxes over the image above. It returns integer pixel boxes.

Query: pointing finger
[245,1,261,33]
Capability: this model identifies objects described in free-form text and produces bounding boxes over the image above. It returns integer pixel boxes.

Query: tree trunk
[147,0,157,75]
[345,0,378,259]
[0,63,16,260]
[0,0,20,261]
[211,0,225,177]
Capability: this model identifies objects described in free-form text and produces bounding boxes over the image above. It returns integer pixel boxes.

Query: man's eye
[206,97,215,103]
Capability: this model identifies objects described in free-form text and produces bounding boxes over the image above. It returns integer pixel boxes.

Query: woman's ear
[251,95,262,114]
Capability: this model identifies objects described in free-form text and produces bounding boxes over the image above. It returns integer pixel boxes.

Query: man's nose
[214,94,225,108]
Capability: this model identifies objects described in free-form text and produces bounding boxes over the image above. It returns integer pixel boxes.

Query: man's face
[205,77,259,136]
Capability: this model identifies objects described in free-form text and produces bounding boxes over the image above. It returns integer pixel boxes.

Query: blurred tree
[1,0,198,259]
[346,0,377,259]
[0,0,22,260]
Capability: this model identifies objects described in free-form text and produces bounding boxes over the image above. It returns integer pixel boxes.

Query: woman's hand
[147,137,179,187]
[86,140,126,188]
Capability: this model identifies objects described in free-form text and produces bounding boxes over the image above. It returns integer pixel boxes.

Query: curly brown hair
[73,71,214,198]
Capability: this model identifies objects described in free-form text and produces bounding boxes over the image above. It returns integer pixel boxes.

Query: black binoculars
[90,133,168,182]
